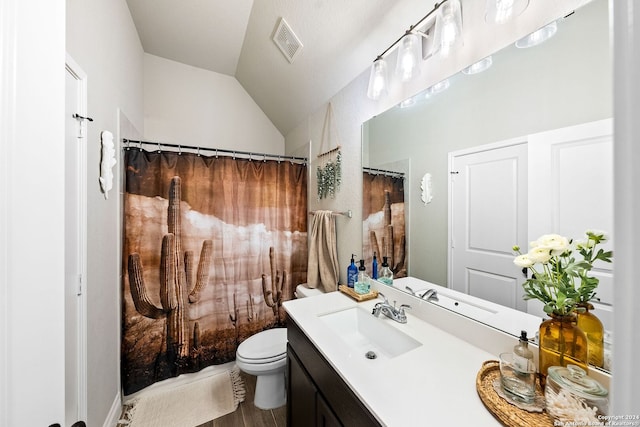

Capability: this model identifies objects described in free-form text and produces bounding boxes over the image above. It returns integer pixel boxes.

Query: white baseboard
[103,392,122,427]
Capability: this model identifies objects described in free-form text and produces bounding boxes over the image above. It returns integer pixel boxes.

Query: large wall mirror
[362,0,612,371]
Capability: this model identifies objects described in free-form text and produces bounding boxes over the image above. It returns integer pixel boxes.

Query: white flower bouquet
[513,231,612,316]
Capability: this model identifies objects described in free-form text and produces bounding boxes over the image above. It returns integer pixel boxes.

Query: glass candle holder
[499,352,537,403]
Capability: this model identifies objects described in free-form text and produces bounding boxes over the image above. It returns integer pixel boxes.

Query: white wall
[144,53,284,153]
[0,0,66,425]
[66,0,144,425]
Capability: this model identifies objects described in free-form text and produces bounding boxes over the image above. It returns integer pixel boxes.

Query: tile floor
[197,370,286,427]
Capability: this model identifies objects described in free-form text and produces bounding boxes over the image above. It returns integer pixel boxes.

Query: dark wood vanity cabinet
[286,319,381,427]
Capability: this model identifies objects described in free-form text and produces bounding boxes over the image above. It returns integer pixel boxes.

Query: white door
[528,119,613,330]
[65,56,88,425]
[449,140,528,311]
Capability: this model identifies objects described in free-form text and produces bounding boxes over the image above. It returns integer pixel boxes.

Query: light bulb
[395,33,421,82]
[367,58,389,100]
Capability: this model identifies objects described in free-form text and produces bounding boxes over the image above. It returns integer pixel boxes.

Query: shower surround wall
[122,149,307,395]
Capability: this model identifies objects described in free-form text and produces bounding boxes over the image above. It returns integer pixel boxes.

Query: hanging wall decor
[316,103,342,200]
[99,130,116,199]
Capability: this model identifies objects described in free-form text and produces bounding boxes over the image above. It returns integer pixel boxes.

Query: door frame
[65,53,88,423]
[447,136,528,296]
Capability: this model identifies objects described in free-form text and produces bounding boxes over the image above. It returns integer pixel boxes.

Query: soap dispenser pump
[347,254,358,288]
[379,256,393,286]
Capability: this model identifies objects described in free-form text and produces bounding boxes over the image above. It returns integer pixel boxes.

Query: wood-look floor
[197,370,287,427]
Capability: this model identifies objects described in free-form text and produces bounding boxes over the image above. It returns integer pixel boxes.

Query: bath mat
[120,367,245,427]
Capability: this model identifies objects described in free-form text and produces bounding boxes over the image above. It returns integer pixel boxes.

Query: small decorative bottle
[347,254,358,288]
[513,330,534,372]
[372,252,379,280]
[354,260,370,295]
[379,256,393,286]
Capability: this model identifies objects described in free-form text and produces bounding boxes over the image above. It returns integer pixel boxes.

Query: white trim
[65,53,89,424]
[0,0,17,424]
[612,0,640,414]
[102,393,122,427]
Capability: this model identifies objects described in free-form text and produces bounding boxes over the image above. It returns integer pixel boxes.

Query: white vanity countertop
[283,291,502,426]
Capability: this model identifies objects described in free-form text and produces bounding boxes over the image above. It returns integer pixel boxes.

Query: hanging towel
[307,210,339,293]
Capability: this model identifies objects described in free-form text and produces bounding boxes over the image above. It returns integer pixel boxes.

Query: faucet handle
[377,292,388,303]
[399,303,411,314]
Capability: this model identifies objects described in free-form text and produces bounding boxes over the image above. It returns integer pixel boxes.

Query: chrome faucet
[405,286,439,302]
[372,293,411,324]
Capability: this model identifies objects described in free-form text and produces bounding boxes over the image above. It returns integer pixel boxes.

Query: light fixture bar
[374,0,447,61]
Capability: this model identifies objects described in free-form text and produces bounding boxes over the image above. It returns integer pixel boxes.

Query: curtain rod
[122,138,307,163]
[363,166,406,177]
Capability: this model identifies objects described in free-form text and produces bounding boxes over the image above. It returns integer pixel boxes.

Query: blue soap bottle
[372,252,379,280]
[347,254,358,288]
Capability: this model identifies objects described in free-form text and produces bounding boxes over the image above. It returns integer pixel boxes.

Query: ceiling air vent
[272,18,303,63]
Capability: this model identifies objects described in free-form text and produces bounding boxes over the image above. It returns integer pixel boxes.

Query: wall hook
[72,113,93,122]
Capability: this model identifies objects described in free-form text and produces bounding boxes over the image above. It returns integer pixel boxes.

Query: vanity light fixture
[462,55,493,75]
[399,97,417,108]
[515,20,558,48]
[367,57,389,100]
[396,32,422,82]
[432,0,463,58]
[424,78,450,98]
[485,0,529,25]
[366,0,463,101]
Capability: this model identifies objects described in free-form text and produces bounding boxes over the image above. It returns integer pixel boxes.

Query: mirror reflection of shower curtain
[362,171,407,279]
[121,149,307,395]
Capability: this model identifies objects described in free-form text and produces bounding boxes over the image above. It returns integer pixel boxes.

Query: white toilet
[294,283,326,298]
[235,327,288,409]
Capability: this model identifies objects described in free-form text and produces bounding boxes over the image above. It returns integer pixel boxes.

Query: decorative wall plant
[316,149,342,200]
[316,103,342,200]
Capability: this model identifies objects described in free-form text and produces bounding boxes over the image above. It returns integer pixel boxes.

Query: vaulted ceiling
[125,0,432,136]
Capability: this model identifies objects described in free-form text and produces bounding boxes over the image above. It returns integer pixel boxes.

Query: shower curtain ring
[215,148,218,158]
[233,151,236,159]
[157,142,161,153]
[138,140,142,151]
[263,154,266,162]
[197,147,201,156]
[178,144,182,155]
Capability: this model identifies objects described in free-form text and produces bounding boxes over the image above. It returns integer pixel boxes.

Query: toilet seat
[236,328,287,363]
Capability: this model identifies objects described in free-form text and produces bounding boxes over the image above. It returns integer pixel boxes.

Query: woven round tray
[476,360,553,427]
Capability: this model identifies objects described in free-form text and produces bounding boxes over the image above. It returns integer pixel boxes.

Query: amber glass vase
[538,313,589,388]
[576,303,605,368]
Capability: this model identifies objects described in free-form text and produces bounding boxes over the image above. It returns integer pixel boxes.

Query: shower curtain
[362,171,407,278]
[121,149,307,395]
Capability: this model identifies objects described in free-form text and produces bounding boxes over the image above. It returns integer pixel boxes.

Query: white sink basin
[318,307,422,360]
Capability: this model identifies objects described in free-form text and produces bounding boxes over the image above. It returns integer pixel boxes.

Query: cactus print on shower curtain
[121,149,307,395]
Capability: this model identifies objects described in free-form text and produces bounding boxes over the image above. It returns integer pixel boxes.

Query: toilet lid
[237,327,287,361]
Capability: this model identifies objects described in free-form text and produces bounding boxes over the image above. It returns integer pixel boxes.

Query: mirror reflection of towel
[307,211,339,293]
